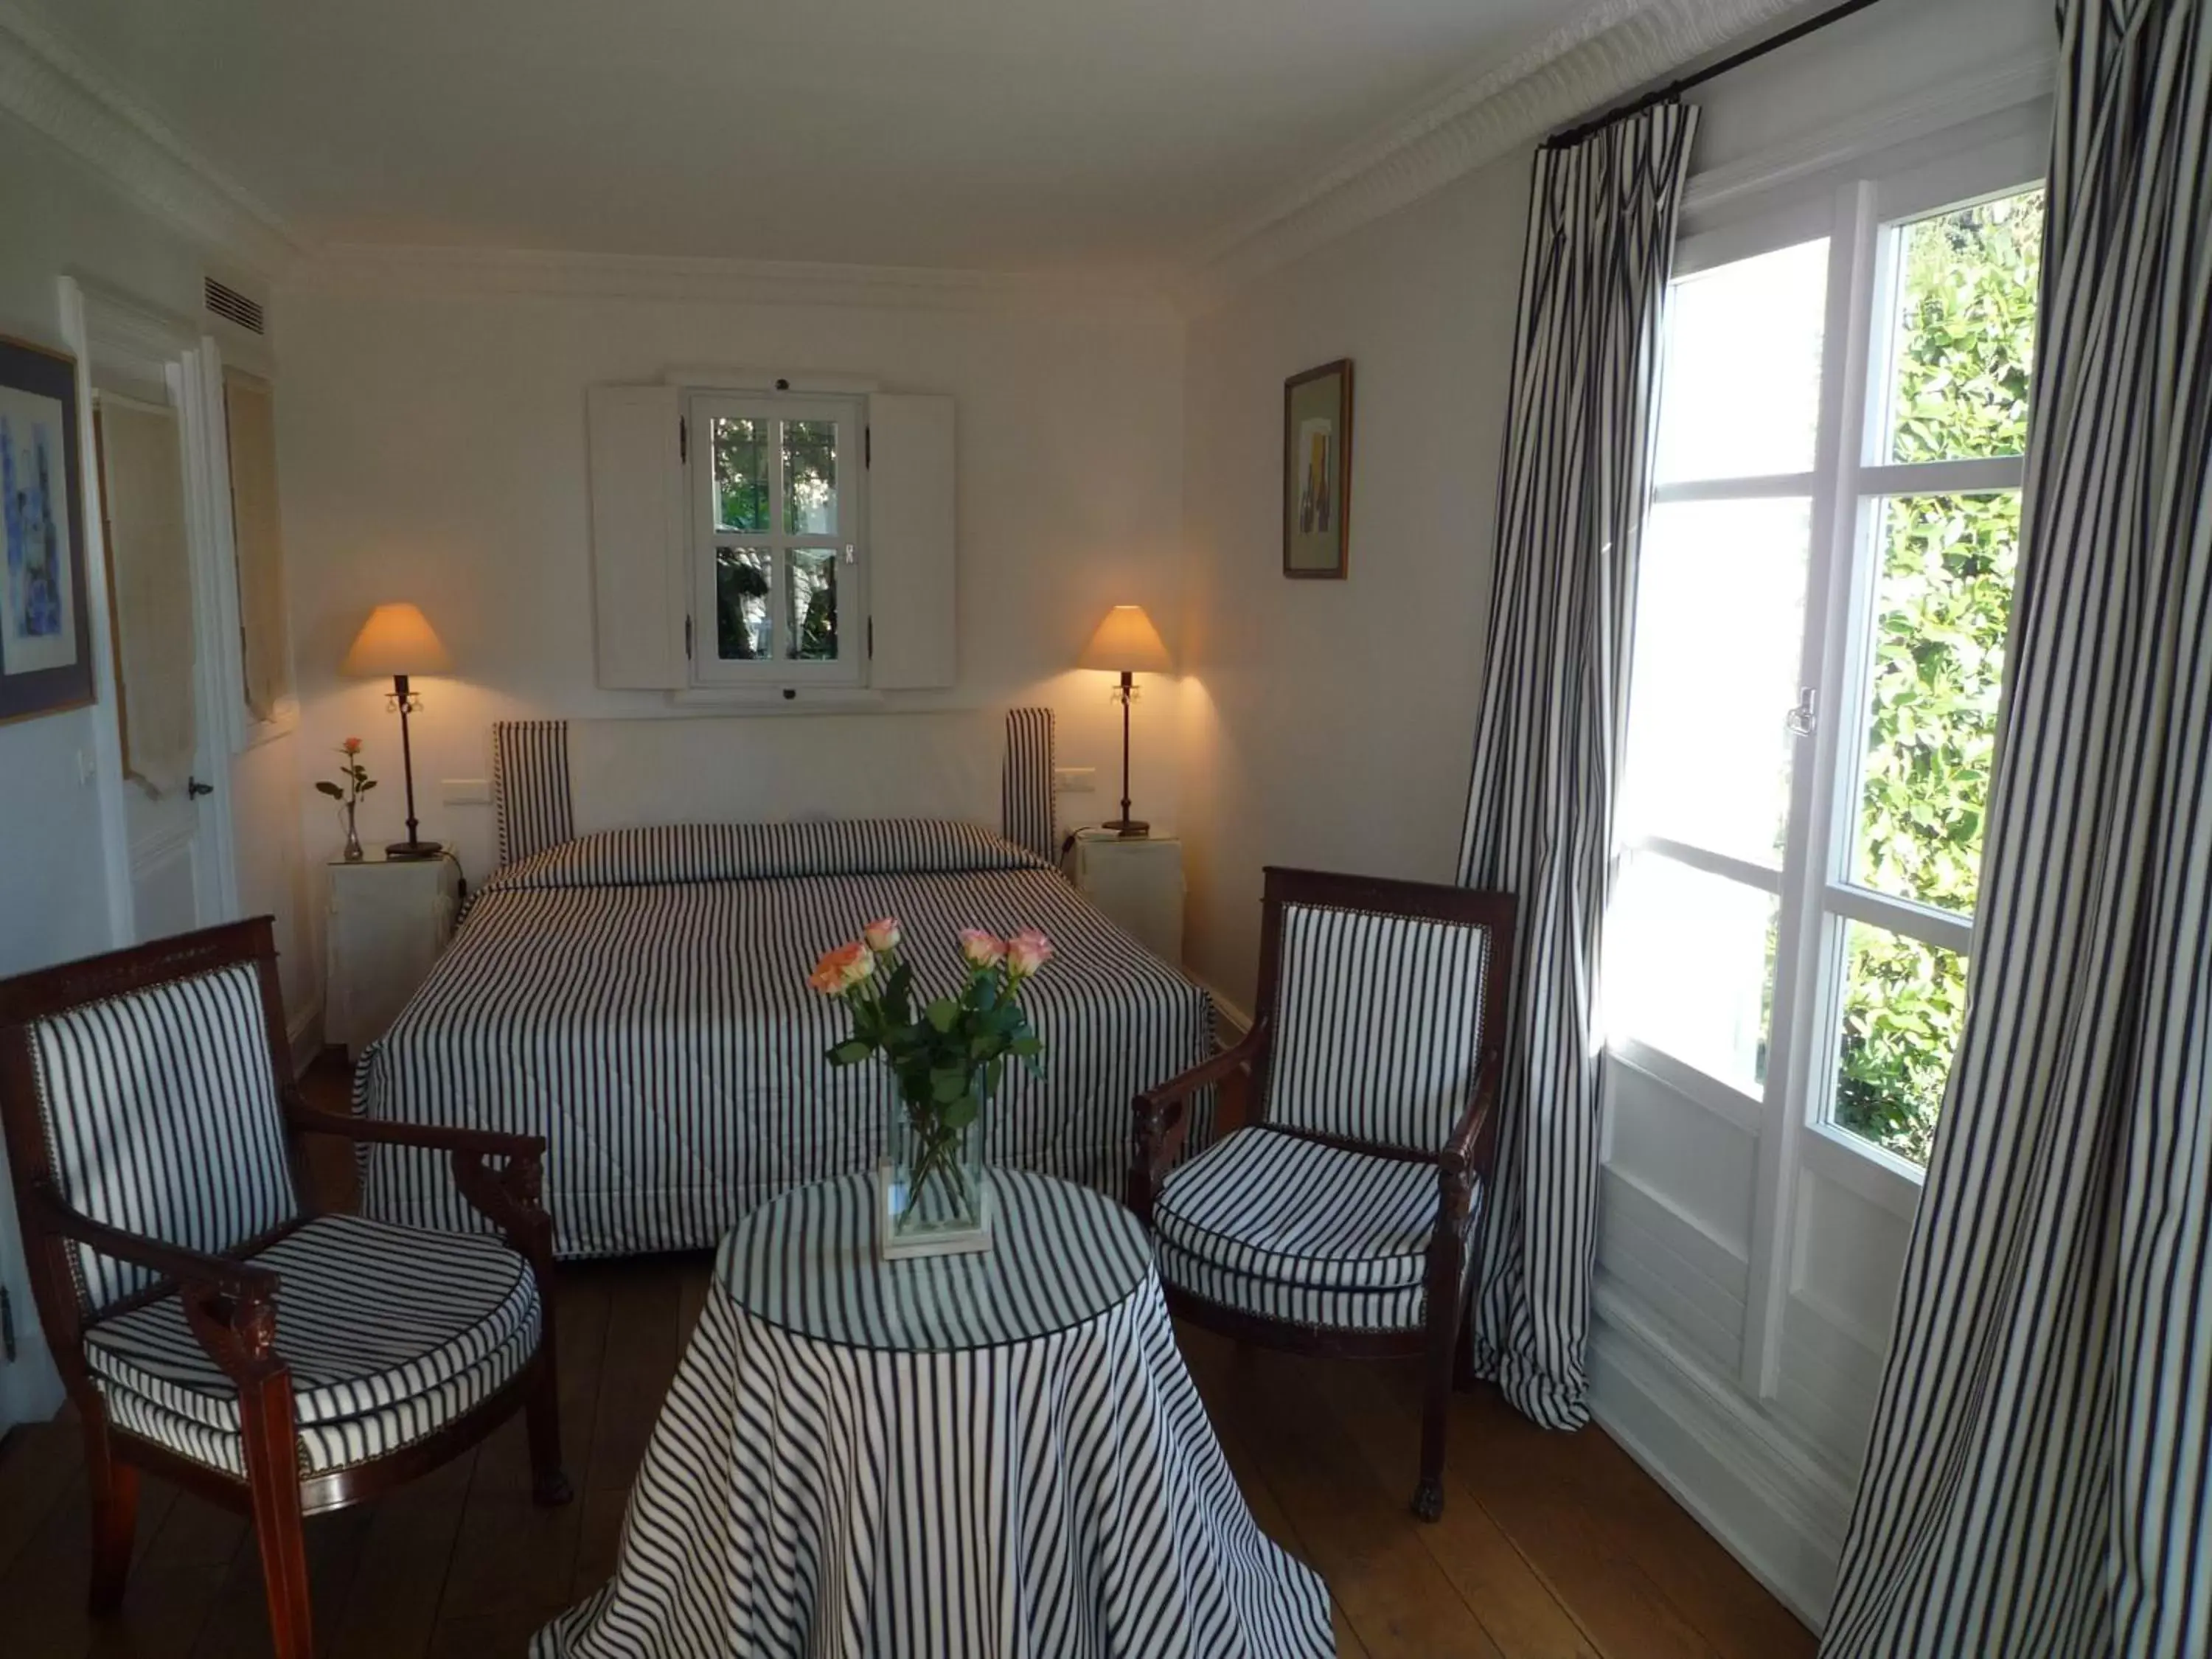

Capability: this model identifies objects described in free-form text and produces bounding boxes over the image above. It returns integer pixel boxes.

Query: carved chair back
[1248,868,1515,1155]
[0,919,304,1352]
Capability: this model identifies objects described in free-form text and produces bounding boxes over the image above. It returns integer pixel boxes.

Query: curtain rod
[1543,0,1889,149]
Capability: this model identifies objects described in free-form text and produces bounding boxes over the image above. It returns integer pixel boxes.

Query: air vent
[204,276,265,335]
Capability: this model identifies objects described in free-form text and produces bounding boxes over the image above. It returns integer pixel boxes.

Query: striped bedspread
[352,821,1213,1259]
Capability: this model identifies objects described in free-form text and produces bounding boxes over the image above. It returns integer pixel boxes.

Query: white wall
[272,280,1188,886]
[1175,0,2054,1629]
[1178,153,1528,1015]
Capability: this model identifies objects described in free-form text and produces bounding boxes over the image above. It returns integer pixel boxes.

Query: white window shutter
[586,384,686,689]
[866,393,956,689]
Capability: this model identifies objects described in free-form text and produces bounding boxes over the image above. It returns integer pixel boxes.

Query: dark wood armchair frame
[0,917,571,1659]
[1130,866,1514,1522]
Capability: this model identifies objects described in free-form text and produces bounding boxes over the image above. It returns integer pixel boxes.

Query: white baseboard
[1587,1286,1851,1633]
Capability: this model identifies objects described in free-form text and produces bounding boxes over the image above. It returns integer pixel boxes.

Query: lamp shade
[342,602,452,677]
[1078,605,1172,674]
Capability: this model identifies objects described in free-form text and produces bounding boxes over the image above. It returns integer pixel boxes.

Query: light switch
[1055,766,1096,794]
[442,777,491,806]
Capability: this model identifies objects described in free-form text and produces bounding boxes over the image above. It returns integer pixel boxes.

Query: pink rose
[807,940,875,996]
[959,929,1006,970]
[341,737,363,754]
[862,917,902,953]
[1007,928,1054,979]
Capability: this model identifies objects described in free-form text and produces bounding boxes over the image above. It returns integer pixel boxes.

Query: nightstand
[1064,828,1184,964]
[325,852,462,1060]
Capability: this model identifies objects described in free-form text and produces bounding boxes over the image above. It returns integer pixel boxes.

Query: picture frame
[0,334,94,726]
[1282,358,1353,579]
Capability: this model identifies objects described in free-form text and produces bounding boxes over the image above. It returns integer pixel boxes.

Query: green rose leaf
[315,781,344,799]
[826,1039,873,1065]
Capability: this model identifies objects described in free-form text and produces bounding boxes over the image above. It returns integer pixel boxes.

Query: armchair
[0,917,569,1659]
[1130,866,1512,1520]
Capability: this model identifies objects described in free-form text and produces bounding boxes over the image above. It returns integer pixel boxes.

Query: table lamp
[341,602,451,859]
[1078,603,1172,838]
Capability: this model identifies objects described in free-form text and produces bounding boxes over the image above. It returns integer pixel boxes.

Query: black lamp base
[1102,819,1150,839]
[386,838,444,860]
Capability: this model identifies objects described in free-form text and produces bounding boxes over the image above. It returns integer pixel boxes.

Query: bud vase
[877,1102,992,1260]
[340,802,364,862]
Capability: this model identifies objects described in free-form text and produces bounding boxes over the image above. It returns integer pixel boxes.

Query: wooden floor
[0,1067,1816,1657]
[0,1256,1815,1659]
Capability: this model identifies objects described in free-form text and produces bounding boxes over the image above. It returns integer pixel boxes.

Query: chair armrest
[1434,1046,1504,1227]
[284,1098,553,1266]
[27,1180,279,1303]
[1128,1020,1269,1221]
[285,1096,543,1159]
[29,1180,292,1391]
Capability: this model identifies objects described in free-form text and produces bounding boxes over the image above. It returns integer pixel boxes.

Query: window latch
[1785,687,1818,737]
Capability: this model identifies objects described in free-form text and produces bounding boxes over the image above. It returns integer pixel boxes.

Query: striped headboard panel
[493,720,576,868]
[1001,706,1057,860]
[489,709,1057,869]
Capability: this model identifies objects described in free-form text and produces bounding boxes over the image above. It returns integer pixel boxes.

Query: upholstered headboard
[491,709,1057,869]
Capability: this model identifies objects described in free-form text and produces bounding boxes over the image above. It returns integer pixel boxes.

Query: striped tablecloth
[533,1169,1332,1658]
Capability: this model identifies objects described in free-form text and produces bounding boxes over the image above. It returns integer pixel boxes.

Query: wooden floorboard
[0,1061,1814,1657]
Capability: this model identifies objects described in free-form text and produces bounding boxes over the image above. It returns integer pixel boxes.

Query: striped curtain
[1823,6,2212,1654]
[1456,103,1697,1430]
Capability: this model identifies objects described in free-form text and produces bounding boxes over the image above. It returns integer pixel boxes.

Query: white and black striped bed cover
[351,820,1214,1258]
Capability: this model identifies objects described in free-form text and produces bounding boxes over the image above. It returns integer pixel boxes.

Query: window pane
[1850,492,2019,914]
[1831,921,1965,1166]
[1623,498,1809,865]
[788,549,838,660]
[714,546,772,660]
[713,418,769,532]
[1608,853,1776,1096]
[1882,189,2042,464]
[1655,238,1828,484]
[784,420,838,535]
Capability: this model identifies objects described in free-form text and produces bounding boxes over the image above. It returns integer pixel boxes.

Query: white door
[94,390,224,941]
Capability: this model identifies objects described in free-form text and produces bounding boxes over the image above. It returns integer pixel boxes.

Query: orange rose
[807,939,875,996]
[341,737,363,755]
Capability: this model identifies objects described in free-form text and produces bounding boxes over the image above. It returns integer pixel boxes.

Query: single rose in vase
[314,739,378,861]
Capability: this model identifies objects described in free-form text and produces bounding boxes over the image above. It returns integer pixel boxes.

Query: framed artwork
[0,335,93,725]
[1282,358,1353,579]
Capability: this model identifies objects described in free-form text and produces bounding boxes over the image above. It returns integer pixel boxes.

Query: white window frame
[1613,122,2049,1210]
[686,389,867,687]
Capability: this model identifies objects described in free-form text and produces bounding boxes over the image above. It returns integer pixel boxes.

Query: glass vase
[340,801,364,862]
[876,1102,992,1260]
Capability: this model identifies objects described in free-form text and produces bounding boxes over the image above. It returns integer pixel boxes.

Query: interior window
[690,392,862,685]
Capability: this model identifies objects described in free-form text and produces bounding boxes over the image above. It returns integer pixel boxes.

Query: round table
[533,1169,1333,1658]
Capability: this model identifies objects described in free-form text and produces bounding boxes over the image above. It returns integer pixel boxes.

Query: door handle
[187,776,215,799]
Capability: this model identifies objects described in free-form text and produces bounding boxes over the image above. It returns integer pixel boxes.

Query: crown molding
[282,242,1182,323]
[1180,0,1816,312]
[0,1,302,280]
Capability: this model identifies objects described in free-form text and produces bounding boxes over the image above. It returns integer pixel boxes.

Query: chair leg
[1413,1324,1453,1523]
[237,1382,316,1659]
[83,1417,138,1613]
[526,1349,573,1507]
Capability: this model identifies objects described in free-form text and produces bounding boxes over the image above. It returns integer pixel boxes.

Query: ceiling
[18,0,1617,274]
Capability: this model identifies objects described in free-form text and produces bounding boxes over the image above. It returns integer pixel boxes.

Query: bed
[349,709,1214,1258]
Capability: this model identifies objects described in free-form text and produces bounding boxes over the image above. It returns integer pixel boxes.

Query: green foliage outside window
[1832,190,2042,1164]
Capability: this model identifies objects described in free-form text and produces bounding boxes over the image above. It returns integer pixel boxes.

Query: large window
[688,392,864,686]
[1611,154,2043,1176]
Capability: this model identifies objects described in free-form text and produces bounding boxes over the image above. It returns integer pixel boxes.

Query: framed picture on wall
[0,335,94,725]
[1282,358,1352,579]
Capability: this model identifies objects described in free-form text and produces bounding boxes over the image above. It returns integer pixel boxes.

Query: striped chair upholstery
[1153,1130,1482,1330]
[27,964,299,1314]
[1153,895,1495,1334]
[83,1214,540,1476]
[1265,902,1491,1151]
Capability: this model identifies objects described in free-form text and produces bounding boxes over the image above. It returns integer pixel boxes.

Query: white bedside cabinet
[1065,828,1184,965]
[325,852,462,1060]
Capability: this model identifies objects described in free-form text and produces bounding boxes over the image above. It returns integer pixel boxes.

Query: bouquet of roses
[809,919,1053,1223]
